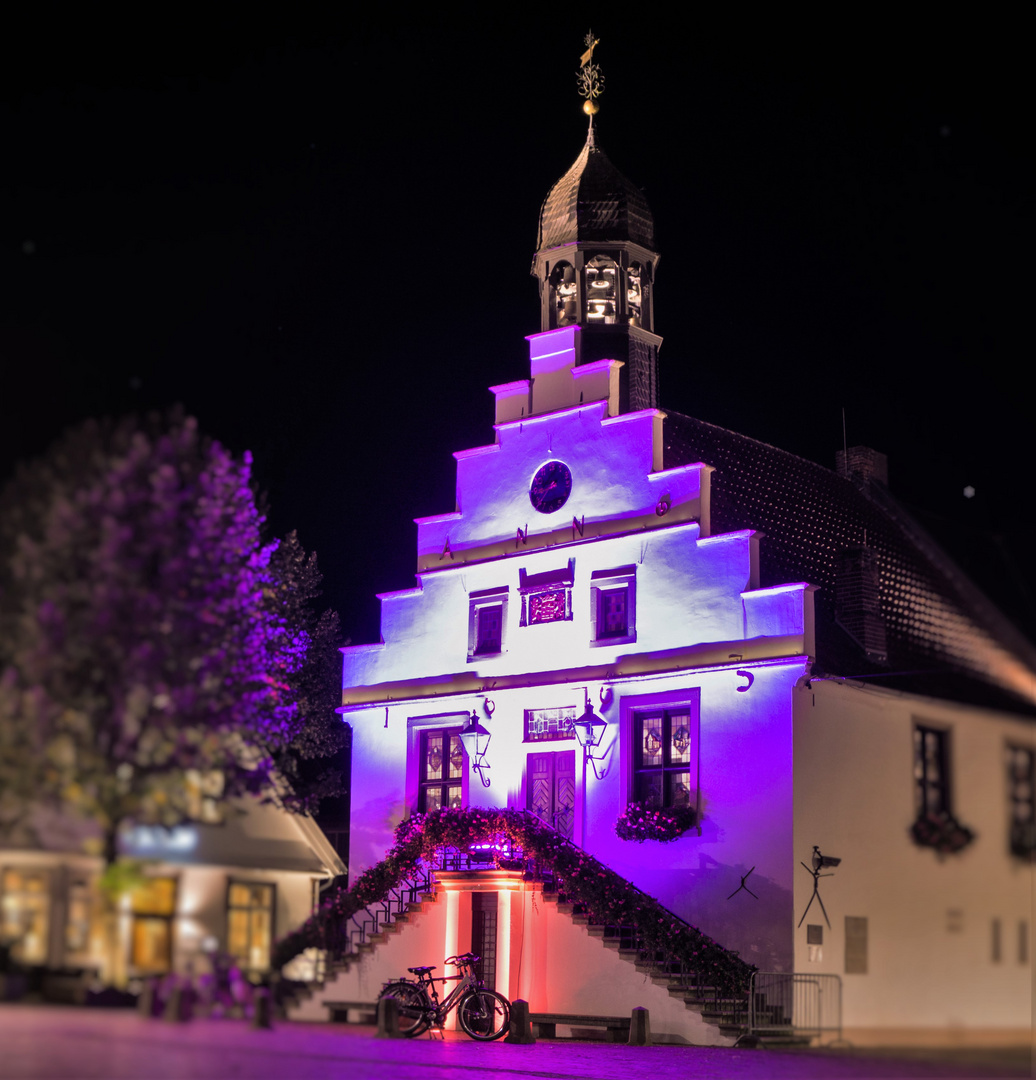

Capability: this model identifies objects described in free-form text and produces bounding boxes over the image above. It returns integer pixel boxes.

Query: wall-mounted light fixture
[572,691,608,780]
[458,711,492,787]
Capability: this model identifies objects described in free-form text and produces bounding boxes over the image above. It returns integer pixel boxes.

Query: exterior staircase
[274,811,799,1041]
[548,893,751,1042]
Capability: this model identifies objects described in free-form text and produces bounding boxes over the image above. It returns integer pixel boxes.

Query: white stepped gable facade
[333,321,1034,1045]
[338,325,815,1041]
[330,121,1034,1043]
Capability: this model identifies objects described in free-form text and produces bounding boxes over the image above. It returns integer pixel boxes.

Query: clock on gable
[529,460,572,514]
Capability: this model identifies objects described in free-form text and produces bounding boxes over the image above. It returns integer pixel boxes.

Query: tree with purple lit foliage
[0,411,343,866]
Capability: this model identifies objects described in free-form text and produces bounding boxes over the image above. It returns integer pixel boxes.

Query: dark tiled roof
[537,128,655,252]
[663,412,1036,715]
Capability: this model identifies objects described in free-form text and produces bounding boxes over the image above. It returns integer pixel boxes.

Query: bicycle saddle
[407,965,435,975]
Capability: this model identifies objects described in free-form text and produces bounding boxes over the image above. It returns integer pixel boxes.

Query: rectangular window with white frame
[590,566,636,646]
[468,587,507,660]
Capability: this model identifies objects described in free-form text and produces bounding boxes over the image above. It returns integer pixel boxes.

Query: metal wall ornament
[797,846,841,929]
[727,866,759,900]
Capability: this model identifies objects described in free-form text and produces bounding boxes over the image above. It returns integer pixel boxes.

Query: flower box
[615,803,697,843]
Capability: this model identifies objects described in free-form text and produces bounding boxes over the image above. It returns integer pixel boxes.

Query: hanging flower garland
[272,807,749,994]
[615,803,697,843]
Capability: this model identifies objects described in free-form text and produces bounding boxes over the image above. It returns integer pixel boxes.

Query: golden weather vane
[576,31,604,116]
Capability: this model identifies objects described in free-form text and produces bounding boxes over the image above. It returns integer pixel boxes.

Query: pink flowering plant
[615,802,697,843]
[272,807,752,995]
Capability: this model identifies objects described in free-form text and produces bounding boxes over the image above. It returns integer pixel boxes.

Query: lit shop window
[419,729,465,812]
[0,868,50,965]
[131,877,177,973]
[633,708,696,809]
[227,881,274,973]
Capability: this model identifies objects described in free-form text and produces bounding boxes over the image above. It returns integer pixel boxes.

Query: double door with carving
[527,750,575,840]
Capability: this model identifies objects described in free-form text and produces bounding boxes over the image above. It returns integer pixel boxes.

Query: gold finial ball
[582,99,599,116]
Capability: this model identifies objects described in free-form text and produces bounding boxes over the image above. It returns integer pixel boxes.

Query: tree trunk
[101,827,129,989]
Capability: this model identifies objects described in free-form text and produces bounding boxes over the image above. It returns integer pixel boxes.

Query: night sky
[3,14,1031,650]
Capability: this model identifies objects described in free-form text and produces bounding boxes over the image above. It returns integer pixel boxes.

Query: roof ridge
[663,409,844,478]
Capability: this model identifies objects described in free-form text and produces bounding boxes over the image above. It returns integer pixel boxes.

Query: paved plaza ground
[0,1005,1029,1080]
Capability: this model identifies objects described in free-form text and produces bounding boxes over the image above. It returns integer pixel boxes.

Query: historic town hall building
[290,101,1035,1045]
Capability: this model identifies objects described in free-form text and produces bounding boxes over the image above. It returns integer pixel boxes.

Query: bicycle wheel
[457,989,510,1041]
[379,981,431,1037]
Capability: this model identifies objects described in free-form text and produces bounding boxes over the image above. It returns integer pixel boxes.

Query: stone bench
[324,999,379,1024]
[528,1012,631,1042]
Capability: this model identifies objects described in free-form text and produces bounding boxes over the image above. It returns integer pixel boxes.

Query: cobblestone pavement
[0,1006,1028,1080]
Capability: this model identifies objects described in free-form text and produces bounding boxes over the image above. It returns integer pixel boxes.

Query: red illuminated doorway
[527,750,575,840]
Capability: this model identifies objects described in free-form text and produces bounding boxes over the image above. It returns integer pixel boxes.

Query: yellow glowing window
[0,867,50,965]
[132,917,172,972]
[132,877,177,916]
[227,882,274,973]
[130,876,176,973]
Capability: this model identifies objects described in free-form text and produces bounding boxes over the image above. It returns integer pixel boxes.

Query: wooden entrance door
[527,750,575,840]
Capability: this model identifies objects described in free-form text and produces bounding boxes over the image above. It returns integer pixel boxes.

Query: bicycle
[379,952,510,1040]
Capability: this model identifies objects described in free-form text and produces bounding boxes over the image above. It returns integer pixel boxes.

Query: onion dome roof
[536,125,655,252]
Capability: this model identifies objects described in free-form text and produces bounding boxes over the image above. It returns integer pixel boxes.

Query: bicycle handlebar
[444,953,480,967]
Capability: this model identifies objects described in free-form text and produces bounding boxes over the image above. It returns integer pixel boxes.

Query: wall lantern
[458,711,492,788]
[572,693,608,780]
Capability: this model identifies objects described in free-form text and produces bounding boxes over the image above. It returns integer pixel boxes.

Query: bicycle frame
[413,961,478,1026]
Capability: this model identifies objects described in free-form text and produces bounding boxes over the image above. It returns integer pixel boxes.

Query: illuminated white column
[443,889,461,1030]
[496,888,511,1000]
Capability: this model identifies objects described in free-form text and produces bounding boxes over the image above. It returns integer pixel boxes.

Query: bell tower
[530,35,663,413]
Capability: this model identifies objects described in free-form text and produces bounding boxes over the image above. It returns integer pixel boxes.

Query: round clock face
[529,460,572,515]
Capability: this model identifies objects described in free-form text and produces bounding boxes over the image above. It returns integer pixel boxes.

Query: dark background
[2,12,1031,649]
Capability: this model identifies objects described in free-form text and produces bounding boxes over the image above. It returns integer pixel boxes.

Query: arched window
[549,262,578,327]
[585,254,618,324]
